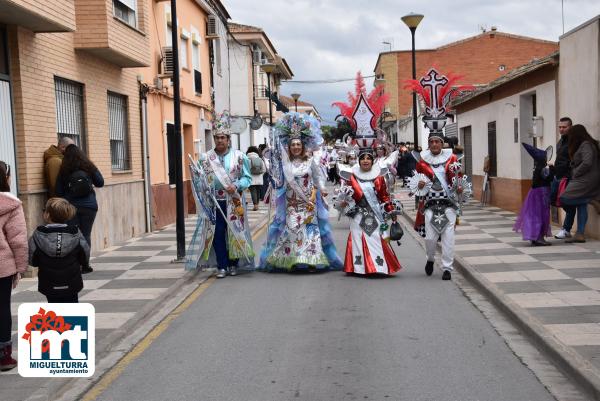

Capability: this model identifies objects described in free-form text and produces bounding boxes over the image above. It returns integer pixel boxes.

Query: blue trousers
[560,196,589,235]
[214,200,238,270]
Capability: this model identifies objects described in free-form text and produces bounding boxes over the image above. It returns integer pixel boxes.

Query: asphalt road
[94,213,555,401]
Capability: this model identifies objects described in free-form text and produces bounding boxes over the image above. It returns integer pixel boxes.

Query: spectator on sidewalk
[559,124,600,243]
[44,136,74,198]
[0,161,27,371]
[246,146,265,211]
[258,144,270,201]
[552,117,574,239]
[56,144,104,274]
[29,198,88,303]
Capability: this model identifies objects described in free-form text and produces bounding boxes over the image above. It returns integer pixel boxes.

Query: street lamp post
[291,93,301,112]
[261,63,276,125]
[402,12,424,149]
[170,0,185,260]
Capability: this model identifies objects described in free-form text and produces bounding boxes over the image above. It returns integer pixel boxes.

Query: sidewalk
[1,202,270,401]
[396,188,600,398]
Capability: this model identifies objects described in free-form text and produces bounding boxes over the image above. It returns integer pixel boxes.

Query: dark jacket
[554,136,570,179]
[531,161,554,188]
[28,224,89,297]
[562,141,600,200]
[56,169,104,210]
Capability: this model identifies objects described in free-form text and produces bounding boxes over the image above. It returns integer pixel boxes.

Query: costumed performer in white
[406,69,474,280]
[259,113,343,272]
[332,72,403,276]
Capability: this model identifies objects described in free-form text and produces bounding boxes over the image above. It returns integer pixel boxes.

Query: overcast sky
[222,0,600,124]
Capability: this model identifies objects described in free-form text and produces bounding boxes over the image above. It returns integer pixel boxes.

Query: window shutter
[194,70,202,94]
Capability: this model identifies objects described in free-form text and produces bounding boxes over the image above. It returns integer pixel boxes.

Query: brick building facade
[0,0,150,251]
[374,29,559,143]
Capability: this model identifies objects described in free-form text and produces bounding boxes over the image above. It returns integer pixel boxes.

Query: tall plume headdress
[275,112,323,151]
[404,69,475,141]
[332,72,390,157]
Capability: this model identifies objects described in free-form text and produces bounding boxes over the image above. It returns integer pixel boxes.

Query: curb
[400,211,600,401]
[32,216,270,401]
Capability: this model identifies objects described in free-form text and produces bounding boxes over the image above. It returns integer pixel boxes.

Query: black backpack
[67,170,93,197]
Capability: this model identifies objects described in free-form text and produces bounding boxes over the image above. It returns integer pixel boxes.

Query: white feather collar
[421,149,453,166]
[351,164,386,181]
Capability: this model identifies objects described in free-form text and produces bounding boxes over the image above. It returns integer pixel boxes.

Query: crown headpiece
[213,110,232,136]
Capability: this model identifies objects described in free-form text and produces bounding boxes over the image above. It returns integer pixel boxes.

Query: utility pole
[170,0,185,260]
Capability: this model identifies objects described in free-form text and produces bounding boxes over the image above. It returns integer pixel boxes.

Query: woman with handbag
[559,124,600,243]
[259,113,342,272]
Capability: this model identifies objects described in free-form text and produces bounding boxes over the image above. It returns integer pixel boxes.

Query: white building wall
[229,41,251,117]
[558,15,600,238]
[457,80,556,179]
[212,16,231,114]
[559,16,600,137]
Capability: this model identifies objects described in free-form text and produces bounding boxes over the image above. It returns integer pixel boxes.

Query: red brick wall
[395,33,559,115]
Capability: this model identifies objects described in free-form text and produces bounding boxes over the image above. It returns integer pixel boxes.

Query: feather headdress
[332,72,389,156]
[332,72,389,131]
[275,112,323,151]
[403,69,475,140]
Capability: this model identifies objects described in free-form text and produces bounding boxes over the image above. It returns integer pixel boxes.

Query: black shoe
[425,261,434,276]
[442,270,451,280]
[81,266,94,274]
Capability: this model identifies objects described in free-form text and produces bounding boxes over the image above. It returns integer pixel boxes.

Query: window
[460,126,472,176]
[513,118,519,143]
[166,123,176,185]
[192,39,201,94]
[215,39,222,75]
[113,0,137,28]
[107,92,130,171]
[180,36,188,69]
[487,121,497,177]
[0,27,8,76]
[55,77,86,149]
[194,70,202,94]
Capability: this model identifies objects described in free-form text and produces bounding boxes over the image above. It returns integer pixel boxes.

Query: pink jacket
[0,192,28,278]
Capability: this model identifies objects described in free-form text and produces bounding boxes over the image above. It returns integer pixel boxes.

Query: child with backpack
[246,146,265,211]
[55,144,103,273]
[29,198,89,303]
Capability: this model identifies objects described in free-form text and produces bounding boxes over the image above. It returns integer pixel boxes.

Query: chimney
[490,26,497,38]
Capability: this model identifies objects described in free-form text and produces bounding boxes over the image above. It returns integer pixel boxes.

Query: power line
[284,75,376,84]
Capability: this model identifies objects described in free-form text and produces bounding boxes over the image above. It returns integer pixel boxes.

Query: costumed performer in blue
[185,111,255,278]
[259,112,342,272]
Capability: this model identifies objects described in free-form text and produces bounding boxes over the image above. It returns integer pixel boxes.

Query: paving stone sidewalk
[396,187,600,395]
[0,202,270,401]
